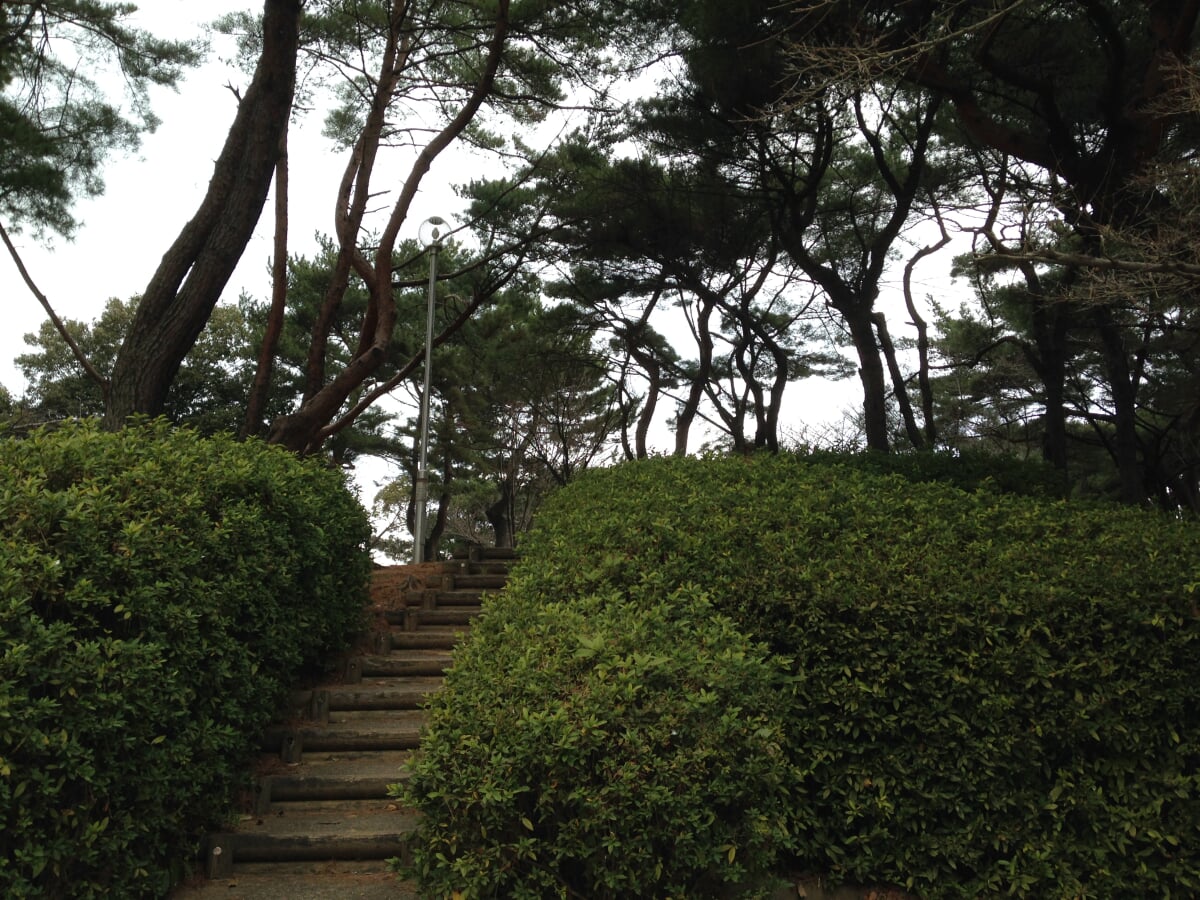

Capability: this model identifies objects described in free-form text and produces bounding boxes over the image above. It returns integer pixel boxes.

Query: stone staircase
[171,547,515,899]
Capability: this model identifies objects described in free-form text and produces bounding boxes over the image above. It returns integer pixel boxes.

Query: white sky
[0,1,969,462]
[0,0,465,397]
[0,1,486,545]
[0,2,980,562]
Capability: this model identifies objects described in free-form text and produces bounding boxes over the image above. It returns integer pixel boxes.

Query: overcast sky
[0,1,963,456]
[0,0,464,397]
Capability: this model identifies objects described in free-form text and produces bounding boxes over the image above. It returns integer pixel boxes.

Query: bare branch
[0,219,110,398]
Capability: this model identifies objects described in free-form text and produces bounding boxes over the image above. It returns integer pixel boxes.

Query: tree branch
[0,219,110,399]
[985,244,1200,283]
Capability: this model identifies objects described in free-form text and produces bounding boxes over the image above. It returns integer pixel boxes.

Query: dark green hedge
[791,447,1067,499]
[407,454,1200,898]
[0,420,372,898]
[403,585,798,898]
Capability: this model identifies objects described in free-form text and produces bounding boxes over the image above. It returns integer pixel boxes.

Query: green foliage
[401,584,799,898]
[791,447,1067,499]
[16,298,260,433]
[470,130,852,457]
[0,420,371,897]
[0,2,200,235]
[428,296,621,534]
[350,239,622,551]
[418,454,1200,897]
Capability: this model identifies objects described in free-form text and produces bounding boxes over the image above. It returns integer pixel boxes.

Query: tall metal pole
[413,217,444,563]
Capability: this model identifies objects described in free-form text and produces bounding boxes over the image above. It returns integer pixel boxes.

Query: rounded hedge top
[0,420,372,897]
[408,453,1200,898]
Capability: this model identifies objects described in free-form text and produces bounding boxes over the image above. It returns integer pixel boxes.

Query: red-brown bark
[104,0,301,428]
[268,0,512,454]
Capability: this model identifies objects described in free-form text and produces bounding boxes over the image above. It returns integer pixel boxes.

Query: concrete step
[388,605,480,626]
[327,708,426,724]
[412,605,481,625]
[445,573,508,591]
[262,784,410,810]
[262,713,426,755]
[385,607,478,628]
[204,807,418,867]
[265,796,408,814]
[223,860,395,876]
[429,588,489,609]
[325,680,442,711]
[355,650,453,678]
[383,608,478,635]
[173,860,419,899]
[258,750,413,805]
[289,679,441,719]
[258,748,412,806]
[386,628,468,651]
[463,560,513,576]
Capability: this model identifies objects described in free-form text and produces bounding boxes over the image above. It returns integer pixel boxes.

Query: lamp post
[413,215,446,564]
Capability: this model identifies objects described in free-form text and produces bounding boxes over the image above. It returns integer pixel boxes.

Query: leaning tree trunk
[104,0,301,428]
[632,349,662,459]
[874,311,924,450]
[267,0,511,455]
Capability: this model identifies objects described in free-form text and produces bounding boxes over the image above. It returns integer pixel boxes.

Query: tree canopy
[0,1,199,236]
[7,0,1200,516]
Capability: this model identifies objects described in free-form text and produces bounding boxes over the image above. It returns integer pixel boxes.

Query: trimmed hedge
[0,420,372,898]
[405,454,1200,898]
[791,447,1066,499]
[402,585,798,898]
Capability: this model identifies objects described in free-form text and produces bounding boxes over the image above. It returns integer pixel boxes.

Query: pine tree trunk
[104,0,301,428]
[486,478,515,549]
[1095,310,1144,504]
[242,123,291,439]
[843,306,890,452]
